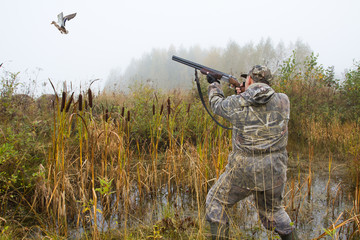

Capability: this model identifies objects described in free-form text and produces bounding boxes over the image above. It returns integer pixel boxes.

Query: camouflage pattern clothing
[205,82,294,235]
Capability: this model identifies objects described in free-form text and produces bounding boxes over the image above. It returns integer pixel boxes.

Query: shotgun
[172,55,245,92]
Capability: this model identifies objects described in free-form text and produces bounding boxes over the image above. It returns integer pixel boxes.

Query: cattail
[121,106,125,118]
[65,92,74,113]
[88,89,93,108]
[78,94,83,111]
[160,104,164,115]
[60,91,66,112]
[127,110,130,122]
[187,103,191,114]
[105,109,109,122]
[152,104,155,116]
[167,97,171,116]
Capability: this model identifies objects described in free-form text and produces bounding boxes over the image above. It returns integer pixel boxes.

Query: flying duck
[51,12,77,34]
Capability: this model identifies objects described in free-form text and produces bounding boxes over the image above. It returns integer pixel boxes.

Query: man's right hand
[235,87,242,95]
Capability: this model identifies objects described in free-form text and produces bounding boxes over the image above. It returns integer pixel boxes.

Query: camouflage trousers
[205,165,294,235]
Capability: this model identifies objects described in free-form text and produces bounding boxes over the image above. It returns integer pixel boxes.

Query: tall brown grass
[1,76,359,239]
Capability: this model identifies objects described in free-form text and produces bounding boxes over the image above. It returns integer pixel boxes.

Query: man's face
[245,75,252,90]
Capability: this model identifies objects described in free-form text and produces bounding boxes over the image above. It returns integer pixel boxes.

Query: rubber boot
[209,222,229,240]
[279,230,299,240]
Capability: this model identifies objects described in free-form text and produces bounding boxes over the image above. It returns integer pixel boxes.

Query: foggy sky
[1,0,359,94]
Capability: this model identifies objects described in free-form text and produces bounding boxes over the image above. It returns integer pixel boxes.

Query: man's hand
[207,74,220,84]
[235,82,245,95]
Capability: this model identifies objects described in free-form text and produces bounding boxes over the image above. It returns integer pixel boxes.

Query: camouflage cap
[241,65,273,83]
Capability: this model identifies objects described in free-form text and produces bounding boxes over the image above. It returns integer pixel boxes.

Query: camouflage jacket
[208,82,290,190]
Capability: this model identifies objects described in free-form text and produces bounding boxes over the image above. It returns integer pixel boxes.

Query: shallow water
[288,160,355,239]
[68,159,356,239]
[233,167,355,239]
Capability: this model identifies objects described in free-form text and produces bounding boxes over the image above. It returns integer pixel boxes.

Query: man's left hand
[207,74,220,84]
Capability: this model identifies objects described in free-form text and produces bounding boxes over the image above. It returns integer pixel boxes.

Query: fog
[104,38,313,91]
[0,0,359,94]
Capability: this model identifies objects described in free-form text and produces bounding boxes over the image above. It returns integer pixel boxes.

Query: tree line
[104,38,313,92]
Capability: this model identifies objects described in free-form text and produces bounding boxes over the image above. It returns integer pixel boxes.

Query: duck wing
[57,12,64,26]
[63,13,77,26]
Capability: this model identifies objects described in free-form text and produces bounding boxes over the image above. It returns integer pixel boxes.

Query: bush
[342,61,360,123]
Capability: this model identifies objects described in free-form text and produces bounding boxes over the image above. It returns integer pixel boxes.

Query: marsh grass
[0,73,359,239]
[45,85,359,238]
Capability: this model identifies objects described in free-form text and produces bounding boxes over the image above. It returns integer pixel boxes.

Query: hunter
[205,65,298,240]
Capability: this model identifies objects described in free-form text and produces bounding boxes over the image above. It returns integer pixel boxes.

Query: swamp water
[66,158,356,240]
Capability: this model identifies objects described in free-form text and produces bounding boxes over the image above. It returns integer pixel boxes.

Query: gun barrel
[172,55,243,88]
[172,55,226,77]
[172,55,204,69]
